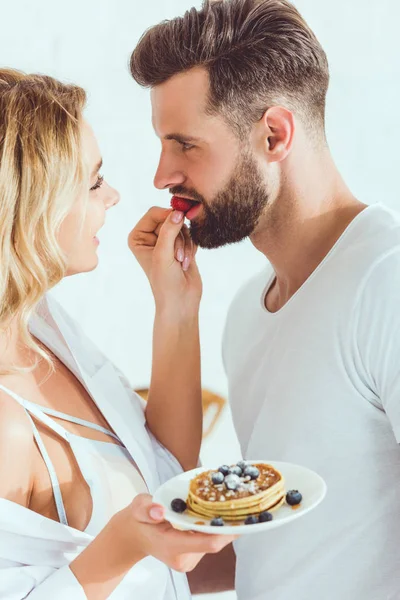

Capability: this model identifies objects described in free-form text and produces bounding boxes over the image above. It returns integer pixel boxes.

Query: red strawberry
[170,196,196,213]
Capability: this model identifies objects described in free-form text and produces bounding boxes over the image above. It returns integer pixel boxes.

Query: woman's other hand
[70,493,237,600]
[116,493,237,572]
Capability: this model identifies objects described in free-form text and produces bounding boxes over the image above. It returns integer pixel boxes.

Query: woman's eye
[90,174,104,191]
[181,143,194,152]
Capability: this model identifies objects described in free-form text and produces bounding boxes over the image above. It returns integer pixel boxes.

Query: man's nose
[153,155,185,190]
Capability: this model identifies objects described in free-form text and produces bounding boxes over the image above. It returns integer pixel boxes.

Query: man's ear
[258,106,295,163]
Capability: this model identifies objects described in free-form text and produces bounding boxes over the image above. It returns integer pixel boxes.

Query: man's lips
[170,195,199,213]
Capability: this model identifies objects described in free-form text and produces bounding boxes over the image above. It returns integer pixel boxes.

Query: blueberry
[258,511,273,522]
[210,517,224,526]
[211,471,225,485]
[224,473,241,491]
[237,460,247,471]
[286,490,303,506]
[171,498,187,513]
[229,465,243,476]
[243,465,260,480]
[218,465,230,476]
[244,515,259,525]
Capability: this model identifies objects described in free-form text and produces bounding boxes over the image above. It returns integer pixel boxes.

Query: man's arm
[187,542,236,594]
[354,250,400,443]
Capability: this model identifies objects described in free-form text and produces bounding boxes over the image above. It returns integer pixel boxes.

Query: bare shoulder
[0,389,35,506]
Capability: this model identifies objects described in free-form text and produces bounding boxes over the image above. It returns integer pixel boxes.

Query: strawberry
[170,196,196,213]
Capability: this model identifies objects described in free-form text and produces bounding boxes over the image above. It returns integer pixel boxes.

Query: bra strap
[26,413,69,526]
[0,384,69,525]
[28,402,121,443]
[0,384,69,440]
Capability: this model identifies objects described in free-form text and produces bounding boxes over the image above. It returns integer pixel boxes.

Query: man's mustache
[169,185,205,204]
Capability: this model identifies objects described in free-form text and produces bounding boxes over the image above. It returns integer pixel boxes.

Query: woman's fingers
[169,529,238,555]
[134,207,172,234]
[128,207,171,253]
[179,225,194,271]
[131,231,159,248]
[175,230,186,263]
[129,206,198,275]
[134,223,192,263]
[153,211,186,264]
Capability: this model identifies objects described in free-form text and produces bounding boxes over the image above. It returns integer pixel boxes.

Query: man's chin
[189,224,250,249]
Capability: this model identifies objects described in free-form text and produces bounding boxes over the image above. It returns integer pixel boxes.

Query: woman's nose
[105,185,120,209]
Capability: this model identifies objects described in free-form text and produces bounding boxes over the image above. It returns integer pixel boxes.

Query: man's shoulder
[358,245,400,305]
[350,243,400,352]
[319,204,400,294]
[345,204,400,259]
[355,204,400,293]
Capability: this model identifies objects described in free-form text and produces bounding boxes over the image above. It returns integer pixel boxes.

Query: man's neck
[251,155,366,312]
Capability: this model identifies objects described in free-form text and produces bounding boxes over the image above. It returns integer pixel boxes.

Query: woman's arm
[71,497,235,600]
[146,310,201,470]
[129,208,203,470]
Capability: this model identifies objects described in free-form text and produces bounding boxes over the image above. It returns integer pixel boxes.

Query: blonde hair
[0,68,87,373]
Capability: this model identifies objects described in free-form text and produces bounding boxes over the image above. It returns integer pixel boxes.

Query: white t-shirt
[222,204,400,600]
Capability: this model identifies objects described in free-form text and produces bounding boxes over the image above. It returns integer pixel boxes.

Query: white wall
[1,1,399,598]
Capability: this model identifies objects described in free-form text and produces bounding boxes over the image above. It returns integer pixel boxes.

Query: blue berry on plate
[210,517,224,526]
[286,490,303,506]
[258,511,273,522]
[218,465,230,476]
[229,465,243,476]
[211,471,225,485]
[244,515,259,525]
[171,498,187,513]
[243,465,260,480]
[224,473,241,491]
[237,460,247,471]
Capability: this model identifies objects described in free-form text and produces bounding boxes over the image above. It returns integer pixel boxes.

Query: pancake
[186,462,285,522]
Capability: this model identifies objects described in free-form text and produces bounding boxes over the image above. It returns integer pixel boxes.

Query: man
[130,1,400,598]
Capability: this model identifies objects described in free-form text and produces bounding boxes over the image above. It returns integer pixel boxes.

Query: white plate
[153,460,327,535]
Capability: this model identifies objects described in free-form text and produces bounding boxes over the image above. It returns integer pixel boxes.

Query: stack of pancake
[187,462,285,522]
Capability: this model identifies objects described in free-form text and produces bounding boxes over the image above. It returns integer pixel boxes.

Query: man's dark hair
[130,0,329,139]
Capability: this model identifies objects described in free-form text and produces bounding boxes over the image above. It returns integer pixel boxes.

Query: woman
[0,69,235,599]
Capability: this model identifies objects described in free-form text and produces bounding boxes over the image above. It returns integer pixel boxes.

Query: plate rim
[153,459,327,535]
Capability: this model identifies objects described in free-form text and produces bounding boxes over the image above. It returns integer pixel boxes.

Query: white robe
[0,293,191,600]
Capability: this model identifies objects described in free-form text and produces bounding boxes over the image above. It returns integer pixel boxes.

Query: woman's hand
[70,493,237,600]
[128,207,202,317]
[115,493,237,572]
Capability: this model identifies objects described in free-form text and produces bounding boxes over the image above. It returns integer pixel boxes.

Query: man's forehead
[151,67,210,136]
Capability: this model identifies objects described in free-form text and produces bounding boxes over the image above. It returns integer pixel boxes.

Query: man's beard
[172,152,270,249]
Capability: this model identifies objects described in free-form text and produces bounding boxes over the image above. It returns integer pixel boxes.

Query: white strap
[26,413,69,526]
[0,384,69,441]
[0,383,69,525]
